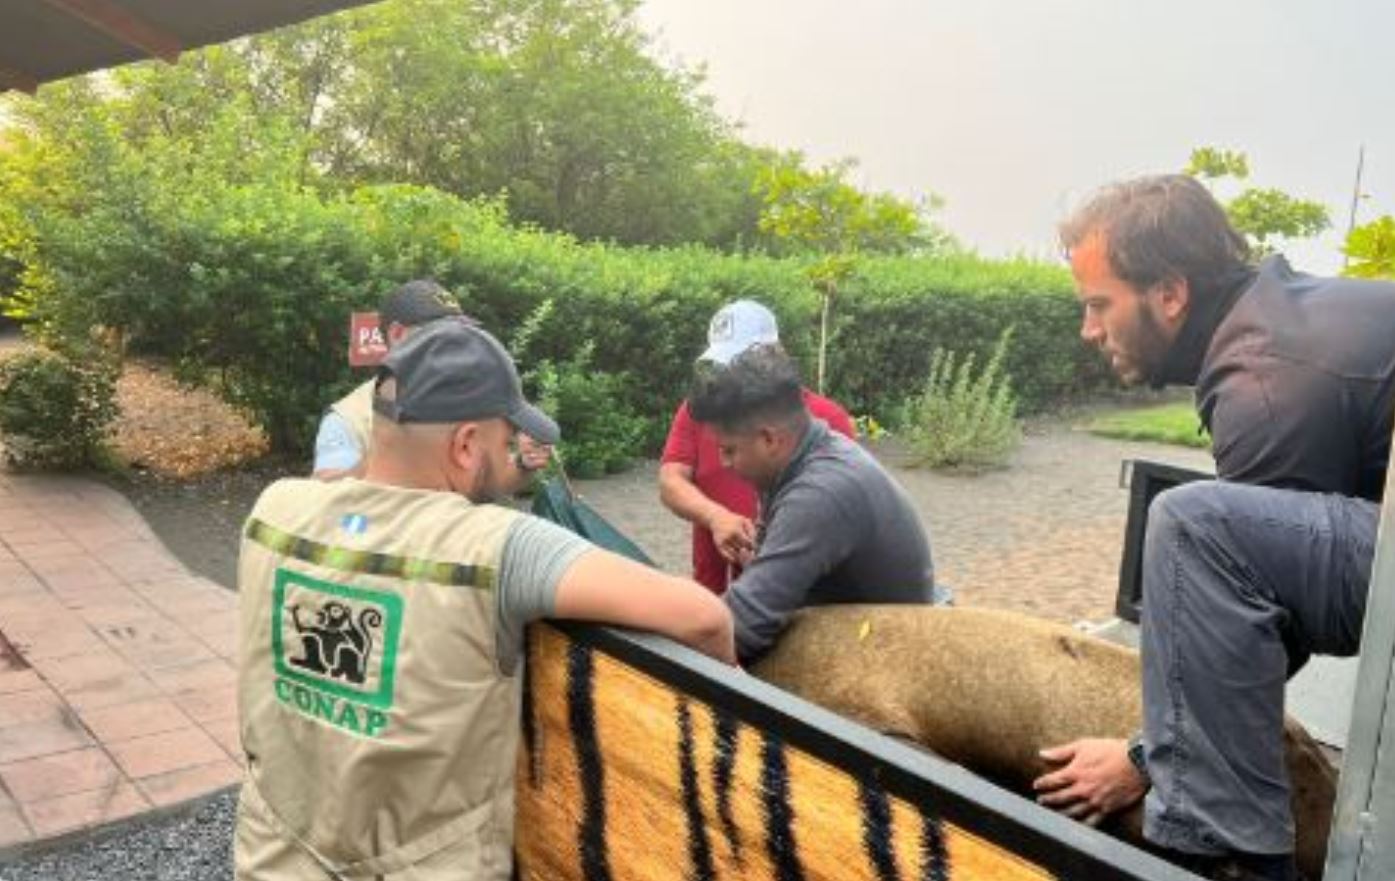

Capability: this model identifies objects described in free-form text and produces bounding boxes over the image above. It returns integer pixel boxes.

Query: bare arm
[659,461,722,525]
[658,462,754,564]
[554,548,736,665]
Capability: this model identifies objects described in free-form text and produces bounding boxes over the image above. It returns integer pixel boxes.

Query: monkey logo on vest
[271,570,401,737]
[287,600,383,685]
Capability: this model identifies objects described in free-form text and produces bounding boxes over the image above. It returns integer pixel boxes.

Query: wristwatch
[1127,732,1150,784]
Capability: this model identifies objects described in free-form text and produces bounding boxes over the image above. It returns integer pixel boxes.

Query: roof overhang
[1,0,382,93]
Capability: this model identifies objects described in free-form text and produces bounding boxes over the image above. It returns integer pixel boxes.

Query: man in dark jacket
[1032,174,1395,881]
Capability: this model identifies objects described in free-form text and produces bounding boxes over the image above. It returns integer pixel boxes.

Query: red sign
[349,312,387,367]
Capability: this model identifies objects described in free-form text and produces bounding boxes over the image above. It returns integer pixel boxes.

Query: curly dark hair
[687,345,808,433]
[1059,174,1251,297]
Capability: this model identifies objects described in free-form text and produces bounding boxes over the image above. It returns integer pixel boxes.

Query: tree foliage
[1184,146,1249,181]
[3,0,779,250]
[1344,216,1395,280]
[753,155,949,391]
[1183,146,1329,254]
[754,156,941,257]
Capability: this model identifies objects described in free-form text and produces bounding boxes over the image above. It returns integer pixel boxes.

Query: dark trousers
[1139,481,1378,856]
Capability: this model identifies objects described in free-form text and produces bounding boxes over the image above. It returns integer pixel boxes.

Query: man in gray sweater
[687,345,940,661]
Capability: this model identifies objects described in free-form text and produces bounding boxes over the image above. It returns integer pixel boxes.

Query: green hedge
[830,255,1110,418]
[0,347,118,469]
[22,182,1106,456]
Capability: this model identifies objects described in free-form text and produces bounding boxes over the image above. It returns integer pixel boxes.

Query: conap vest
[236,477,521,879]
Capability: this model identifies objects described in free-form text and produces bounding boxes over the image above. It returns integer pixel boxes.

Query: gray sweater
[725,420,936,659]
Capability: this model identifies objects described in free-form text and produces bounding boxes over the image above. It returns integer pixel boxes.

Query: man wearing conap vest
[236,318,736,880]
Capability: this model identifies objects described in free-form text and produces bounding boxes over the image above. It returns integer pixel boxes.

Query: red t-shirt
[660,389,856,593]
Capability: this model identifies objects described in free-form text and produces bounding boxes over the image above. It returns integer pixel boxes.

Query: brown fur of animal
[752,605,1336,879]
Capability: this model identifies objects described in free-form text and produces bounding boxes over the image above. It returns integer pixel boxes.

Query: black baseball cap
[378,279,465,333]
[373,318,560,445]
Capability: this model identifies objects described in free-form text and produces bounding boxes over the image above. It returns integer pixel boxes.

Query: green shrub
[0,347,118,469]
[899,328,1021,469]
[22,181,1105,458]
[534,345,648,479]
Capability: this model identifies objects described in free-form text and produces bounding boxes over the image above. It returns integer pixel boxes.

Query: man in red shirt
[659,300,856,593]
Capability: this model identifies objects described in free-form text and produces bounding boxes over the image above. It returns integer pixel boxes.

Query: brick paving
[0,473,240,848]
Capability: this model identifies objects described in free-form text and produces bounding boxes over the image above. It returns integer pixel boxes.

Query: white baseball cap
[699,300,780,364]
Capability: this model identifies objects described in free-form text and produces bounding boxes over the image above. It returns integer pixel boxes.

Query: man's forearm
[658,465,727,528]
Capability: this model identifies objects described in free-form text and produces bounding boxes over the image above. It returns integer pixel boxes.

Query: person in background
[313,278,549,482]
[658,300,855,593]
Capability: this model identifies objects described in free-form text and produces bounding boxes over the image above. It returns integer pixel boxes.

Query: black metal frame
[550,619,1198,881]
[1114,460,1214,623]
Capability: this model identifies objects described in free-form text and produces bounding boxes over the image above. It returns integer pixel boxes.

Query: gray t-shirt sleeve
[724,483,860,659]
[494,514,593,674]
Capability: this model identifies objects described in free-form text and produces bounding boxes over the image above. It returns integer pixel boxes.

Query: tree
[754,155,949,391]
[4,0,776,250]
[1183,146,1329,255]
[1344,216,1395,280]
[1184,146,1249,181]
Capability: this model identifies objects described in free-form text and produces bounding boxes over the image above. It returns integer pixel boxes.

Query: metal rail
[1326,455,1395,879]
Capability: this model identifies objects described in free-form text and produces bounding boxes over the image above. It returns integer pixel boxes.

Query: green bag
[530,473,655,567]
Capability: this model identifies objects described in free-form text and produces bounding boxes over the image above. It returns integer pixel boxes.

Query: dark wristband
[1127,732,1150,783]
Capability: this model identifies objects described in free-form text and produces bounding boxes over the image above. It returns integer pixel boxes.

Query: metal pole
[1325,434,1395,879]
[1343,145,1366,270]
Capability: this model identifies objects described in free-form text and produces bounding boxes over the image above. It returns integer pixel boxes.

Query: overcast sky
[637,0,1394,273]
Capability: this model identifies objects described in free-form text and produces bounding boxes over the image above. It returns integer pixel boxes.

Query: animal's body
[752,605,1336,879]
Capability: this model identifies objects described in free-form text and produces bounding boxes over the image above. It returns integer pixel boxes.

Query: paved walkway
[0,472,240,849]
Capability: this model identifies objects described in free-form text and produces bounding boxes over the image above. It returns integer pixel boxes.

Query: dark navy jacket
[1158,256,1395,502]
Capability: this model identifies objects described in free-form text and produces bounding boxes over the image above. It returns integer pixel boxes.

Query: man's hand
[1032,738,1147,827]
[708,508,755,566]
[516,435,553,472]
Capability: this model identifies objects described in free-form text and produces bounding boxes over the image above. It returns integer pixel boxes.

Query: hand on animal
[1032,738,1147,827]
[709,509,755,565]
[515,435,553,472]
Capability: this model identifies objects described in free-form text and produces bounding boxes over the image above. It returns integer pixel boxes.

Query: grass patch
[1086,403,1209,448]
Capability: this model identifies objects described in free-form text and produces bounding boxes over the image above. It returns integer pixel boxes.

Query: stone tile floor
[0,472,241,848]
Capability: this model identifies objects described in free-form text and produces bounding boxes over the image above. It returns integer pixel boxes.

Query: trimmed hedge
[23,182,1105,455]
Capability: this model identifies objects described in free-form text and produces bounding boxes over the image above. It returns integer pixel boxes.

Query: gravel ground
[0,791,235,881]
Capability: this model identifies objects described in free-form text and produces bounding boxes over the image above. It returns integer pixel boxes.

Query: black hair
[687,345,809,434]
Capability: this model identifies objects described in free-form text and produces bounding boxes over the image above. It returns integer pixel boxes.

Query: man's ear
[757,425,782,451]
[447,422,479,471]
[386,322,410,346]
[1154,275,1191,326]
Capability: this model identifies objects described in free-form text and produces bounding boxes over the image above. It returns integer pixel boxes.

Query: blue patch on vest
[340,513,369,536]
